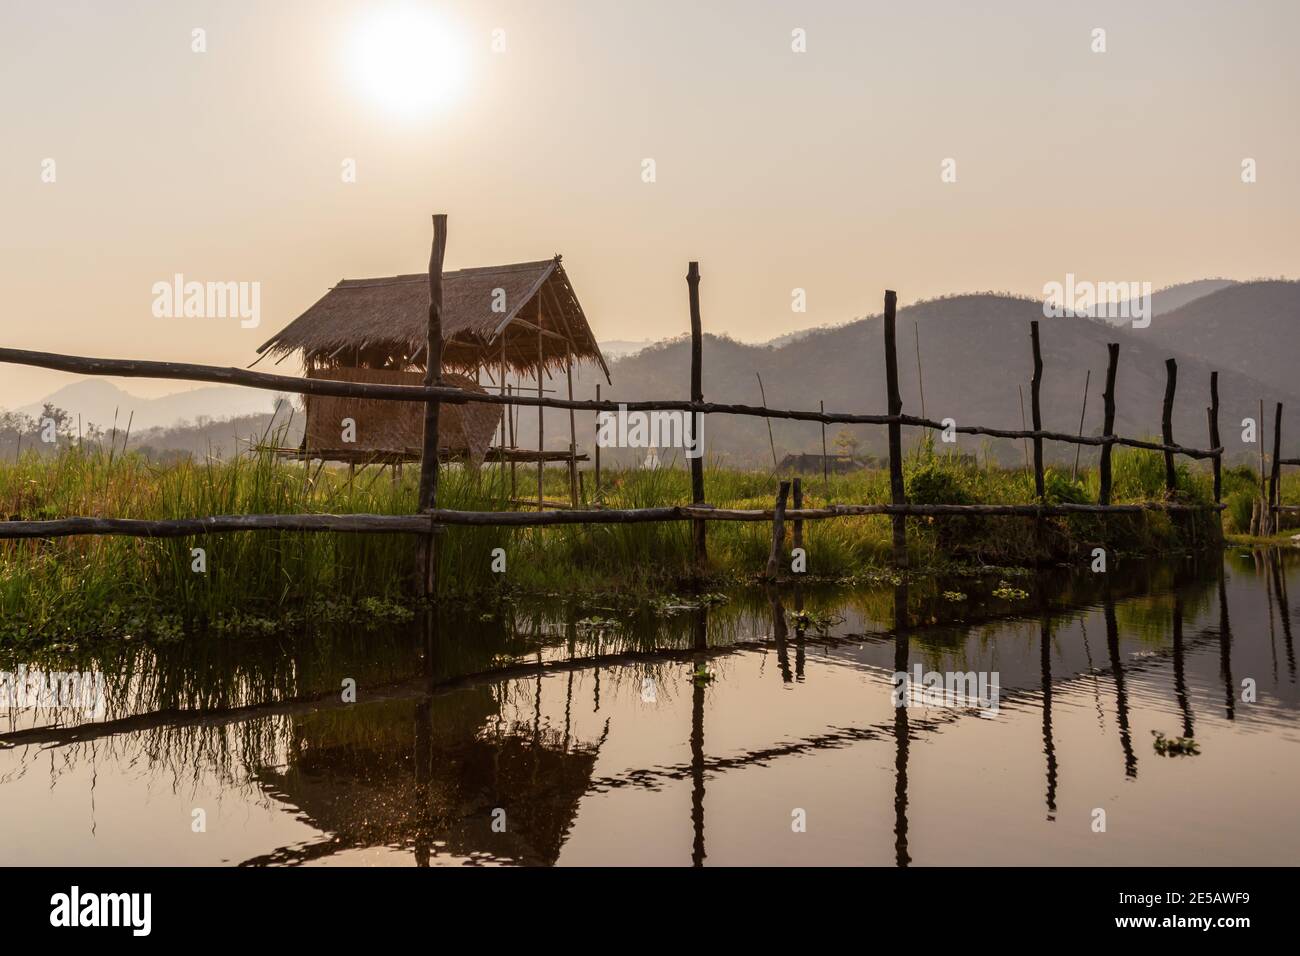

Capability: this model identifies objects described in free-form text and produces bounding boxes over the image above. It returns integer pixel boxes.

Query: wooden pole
[687,262,707,571]
[820,399,828,489]
[1161,358,1178,496]
[792,477,803,558]
[594,384,602,495]
[537,320,544,508]
[756,372,778,470]
[766,480,790,579]
[883,290,907,567]
[1259,398,1269,535]
[1099,343,1119,505]
[913,321,926,420]
[1208,371,1221,505]
[594,383,602,495]
[1018,385,1030,473]
[1071,369,1091,482]
[418,213,447,596]
[566,354,578,507]
[1030,321,1045,500]
[1269,402,1283,523]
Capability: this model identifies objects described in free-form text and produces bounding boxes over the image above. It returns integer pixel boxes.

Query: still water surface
[2,550,1297,866]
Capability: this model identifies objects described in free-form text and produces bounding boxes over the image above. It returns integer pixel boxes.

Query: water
[2,549,1298,866]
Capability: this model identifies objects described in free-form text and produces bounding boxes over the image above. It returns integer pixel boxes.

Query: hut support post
[883,290,907,567]
[594,384,602,496]
[766,480,790,579]
[417,213,448,597]
[566,355,578,507]
[687,261,707,572]
[1030,320,1045,500]
[1162,358,1178,497]
[1099,343,1119,505]
[1208,371,1221,505]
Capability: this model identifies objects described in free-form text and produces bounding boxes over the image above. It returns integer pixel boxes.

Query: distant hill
[1142,280,1300,398]
[1088,279,1239,326]
[14,379,281,432]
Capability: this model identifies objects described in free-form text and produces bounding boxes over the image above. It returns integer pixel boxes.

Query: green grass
[0,435,1265,646]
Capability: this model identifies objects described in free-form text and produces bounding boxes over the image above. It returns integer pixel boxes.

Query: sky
[1,0,1297,408]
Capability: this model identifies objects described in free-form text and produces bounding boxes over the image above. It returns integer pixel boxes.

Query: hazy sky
[2,0,1297,408]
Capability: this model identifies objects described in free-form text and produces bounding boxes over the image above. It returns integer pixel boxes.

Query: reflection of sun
[350,5,466,116]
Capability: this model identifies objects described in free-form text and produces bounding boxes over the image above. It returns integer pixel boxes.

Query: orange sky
[2,0,1297,407]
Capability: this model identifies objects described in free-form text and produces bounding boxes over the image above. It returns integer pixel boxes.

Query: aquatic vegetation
[991,581,1030,601]
[1152,731,1200,757]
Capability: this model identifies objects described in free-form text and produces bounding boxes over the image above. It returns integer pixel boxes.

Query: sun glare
[350,6,466,117]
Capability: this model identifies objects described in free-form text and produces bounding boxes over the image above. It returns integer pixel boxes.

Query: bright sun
[350,6,466,117]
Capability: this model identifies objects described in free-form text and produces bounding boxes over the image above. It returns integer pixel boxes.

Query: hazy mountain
[1089,279,1239,326]
[1142,280,1300,398]
[597,339,656,360]
[13,379,281,432]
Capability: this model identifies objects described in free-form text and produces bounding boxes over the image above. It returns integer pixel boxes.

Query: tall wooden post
[1099,343,1119,505]
[566,354,578,507]
[1030,321,1045,499]
[687,261,707,571]
[1208,371,1221,505]
[537,321,544,508]
[1269,402,1283,523]
[766,480,790,579]
[883,290,907,567]
[594,384,602,495]
[417,213,447,597]
[1161,358,1178,496]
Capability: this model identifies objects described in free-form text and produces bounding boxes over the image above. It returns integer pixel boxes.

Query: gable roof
[258,257,609,380]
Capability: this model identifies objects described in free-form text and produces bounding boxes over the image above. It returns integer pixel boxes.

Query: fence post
[1270,402,1283,523]
[1030,320,1045,500]
[1099,343,1119,505]
[1208,371,1222,504]
[1162,358,1178,496]
[417,213,447,597]
[883,290,907,567]
[687,261,707,571]
[766,480,790,579]
[792,477,803,558]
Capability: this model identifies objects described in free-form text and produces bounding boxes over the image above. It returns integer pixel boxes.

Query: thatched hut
[257,257,609,479]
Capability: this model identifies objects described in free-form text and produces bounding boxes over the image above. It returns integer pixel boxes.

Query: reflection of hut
[256,258,610,500]
[244,689,603,867]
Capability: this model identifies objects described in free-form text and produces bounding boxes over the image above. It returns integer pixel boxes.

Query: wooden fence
[0,215,1254,589]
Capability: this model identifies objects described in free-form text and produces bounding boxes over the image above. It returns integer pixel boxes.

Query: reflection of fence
[0,215,1234,578]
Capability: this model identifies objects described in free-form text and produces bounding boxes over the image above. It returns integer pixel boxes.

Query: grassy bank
[0,436,1279,645]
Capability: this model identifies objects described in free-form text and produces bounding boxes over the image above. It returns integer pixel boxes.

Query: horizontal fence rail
[0,502,1225,540]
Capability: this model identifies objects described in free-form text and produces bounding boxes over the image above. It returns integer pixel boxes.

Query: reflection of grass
[1152,731,1200,757]
[0,437,1224,646]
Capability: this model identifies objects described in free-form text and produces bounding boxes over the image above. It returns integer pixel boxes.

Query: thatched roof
[258,257,610,382]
